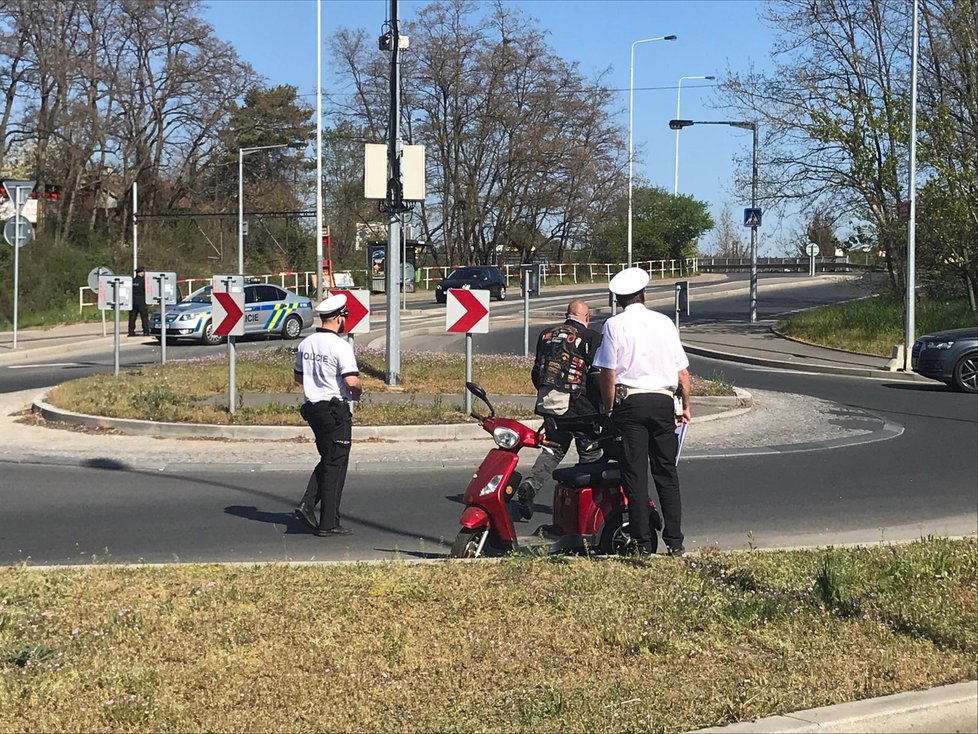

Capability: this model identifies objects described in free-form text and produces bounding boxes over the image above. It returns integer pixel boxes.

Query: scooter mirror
[465,381,494,417]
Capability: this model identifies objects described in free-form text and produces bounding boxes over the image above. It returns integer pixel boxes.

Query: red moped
[449,383,660,558]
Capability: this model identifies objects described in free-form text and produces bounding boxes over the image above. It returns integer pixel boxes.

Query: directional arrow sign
[329,288,370,334]
[446,288,489,334]
[212,291,245,336]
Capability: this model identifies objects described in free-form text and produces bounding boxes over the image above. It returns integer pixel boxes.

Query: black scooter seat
[552,461,621,489]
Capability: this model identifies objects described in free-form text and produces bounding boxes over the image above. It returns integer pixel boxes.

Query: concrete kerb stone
[685,680,978,734]
[0,334,118,366]
[30,389,751,442]
[683,342,931,382]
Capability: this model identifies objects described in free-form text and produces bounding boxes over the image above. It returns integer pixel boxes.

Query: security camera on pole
[363,0,426,387]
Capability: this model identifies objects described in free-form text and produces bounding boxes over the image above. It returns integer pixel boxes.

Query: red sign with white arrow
[329,288,370,334]
[446,288,490,333]
[212,291,245,336]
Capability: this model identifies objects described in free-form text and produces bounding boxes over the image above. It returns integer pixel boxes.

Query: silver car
[150,282,314,345]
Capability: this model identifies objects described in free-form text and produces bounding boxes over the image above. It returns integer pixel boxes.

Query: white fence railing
[77,258,700,311]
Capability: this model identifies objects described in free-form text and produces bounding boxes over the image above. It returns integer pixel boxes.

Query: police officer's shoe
[294,503,317,531]
[666,545,686,557]
[516,482,535,520]
[315,525,353,537]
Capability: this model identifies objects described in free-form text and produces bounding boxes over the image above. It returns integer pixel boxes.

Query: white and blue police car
[150,282,315,345]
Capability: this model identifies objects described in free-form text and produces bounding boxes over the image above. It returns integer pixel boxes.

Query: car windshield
[183,285,213,304]
[448,267,487,280]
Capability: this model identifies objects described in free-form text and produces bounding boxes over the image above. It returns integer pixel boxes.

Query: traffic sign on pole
[3,217,33,247]
[146,271,178,305]
[743,208,762,227]
[97,275,133,310]
[329,288,370,334]
[87,266,113,292]
[212,275,245,415]
[446,288,489,334]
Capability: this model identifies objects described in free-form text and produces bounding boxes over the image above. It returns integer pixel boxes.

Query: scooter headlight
[480,473,504,497]
[492,427,520,449]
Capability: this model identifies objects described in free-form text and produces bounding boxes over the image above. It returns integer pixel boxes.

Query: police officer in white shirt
[293,293,362,536]
[593,267,691,556]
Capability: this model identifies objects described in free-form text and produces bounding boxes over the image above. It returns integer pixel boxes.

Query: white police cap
[608,267,650,296]
[315,293,347,316]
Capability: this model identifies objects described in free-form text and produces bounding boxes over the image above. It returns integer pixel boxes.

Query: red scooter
[449,382,660,558]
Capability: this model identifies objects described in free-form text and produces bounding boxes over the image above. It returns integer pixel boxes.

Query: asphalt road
[0,274,975,565]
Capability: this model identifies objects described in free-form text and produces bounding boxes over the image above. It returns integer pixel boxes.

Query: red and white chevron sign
[329,288,370,334]
[446,288,489,334]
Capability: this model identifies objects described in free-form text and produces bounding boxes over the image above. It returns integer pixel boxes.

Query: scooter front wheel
[450,527,490,558]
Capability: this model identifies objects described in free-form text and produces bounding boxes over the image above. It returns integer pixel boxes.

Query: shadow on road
[224,505,308,534]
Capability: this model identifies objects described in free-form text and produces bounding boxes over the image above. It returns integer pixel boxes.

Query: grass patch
[775,296,977,356]
[47,347,732,425]
[0,538,974,732]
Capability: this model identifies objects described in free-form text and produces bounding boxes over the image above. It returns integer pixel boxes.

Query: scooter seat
[552,461,621,489]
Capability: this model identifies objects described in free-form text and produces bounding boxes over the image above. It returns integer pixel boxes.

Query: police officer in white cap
[293,293,362,536]
[593,267,691,556]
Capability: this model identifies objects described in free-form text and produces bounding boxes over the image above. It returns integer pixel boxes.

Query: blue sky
[202,0,784,252]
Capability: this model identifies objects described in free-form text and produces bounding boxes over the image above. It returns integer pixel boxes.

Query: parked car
[434,266,507,303]
[911,327,978,393]
[150,282,314,345]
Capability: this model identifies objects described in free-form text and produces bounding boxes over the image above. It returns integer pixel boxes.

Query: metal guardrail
[77,259,700,311]
[697,256,882,273]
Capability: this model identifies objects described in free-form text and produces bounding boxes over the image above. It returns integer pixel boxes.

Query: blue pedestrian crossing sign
[743,208,762,227]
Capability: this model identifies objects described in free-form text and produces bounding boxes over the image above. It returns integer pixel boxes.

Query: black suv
[434,266,507,303]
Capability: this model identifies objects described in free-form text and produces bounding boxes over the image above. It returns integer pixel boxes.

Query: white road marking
[6,362,86,369]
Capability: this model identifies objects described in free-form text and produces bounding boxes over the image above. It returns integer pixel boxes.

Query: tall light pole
[673,75,714,195]
[669,118,760,322]
[316,0,324,301]
[238,144,288,275]
[903,0,919,372]
[628,34,677,267]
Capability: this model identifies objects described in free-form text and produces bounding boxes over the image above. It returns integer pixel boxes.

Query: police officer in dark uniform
[594,268,691,556]
[293,293,362,537]
[127,266,149,336]
[517,299,602,520]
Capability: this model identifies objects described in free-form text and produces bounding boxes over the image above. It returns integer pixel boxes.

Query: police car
[150,282,314,345]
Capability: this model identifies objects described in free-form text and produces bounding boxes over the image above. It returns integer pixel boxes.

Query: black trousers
[128,303,149,335]
[299,400,353,531]
[611,393,683,551]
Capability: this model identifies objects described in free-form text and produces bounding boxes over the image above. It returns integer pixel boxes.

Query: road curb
[30,390,750,442]
[685,680,977,733]
[0,334,120,366]
[683,342,935,382]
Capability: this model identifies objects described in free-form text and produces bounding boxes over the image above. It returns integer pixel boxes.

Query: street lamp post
[628,34,677,267]
[238,144,289,275]
[669,118,760,322]
[673,75,715,195]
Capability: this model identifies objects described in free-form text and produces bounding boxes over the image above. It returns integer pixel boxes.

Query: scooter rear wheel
[599,510,660,555]
[450,527,490,558]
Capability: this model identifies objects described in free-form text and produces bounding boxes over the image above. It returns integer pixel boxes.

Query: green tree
[208,84,315,273]
[594,186,713,263]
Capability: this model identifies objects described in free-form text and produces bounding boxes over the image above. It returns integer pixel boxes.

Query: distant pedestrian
[517,299,603,520]
[594,267,691,556]
[294,293,361,536]
[127,266,149,337]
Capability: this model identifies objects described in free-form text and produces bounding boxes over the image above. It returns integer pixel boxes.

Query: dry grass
[47,348,731,426]
[0,538,974,733]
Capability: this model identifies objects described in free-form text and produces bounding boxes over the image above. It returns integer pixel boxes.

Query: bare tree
[329,0,625,266]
